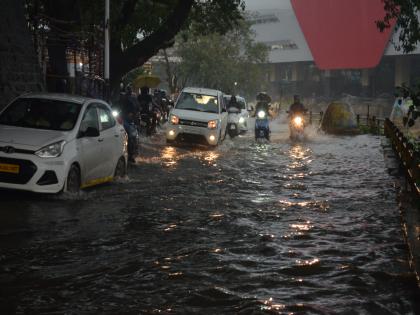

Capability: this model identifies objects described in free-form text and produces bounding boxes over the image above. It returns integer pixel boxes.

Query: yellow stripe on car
[81,176,114,189]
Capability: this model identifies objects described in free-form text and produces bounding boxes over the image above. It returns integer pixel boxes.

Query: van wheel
[66,164,80,193]
[114,157,127,179]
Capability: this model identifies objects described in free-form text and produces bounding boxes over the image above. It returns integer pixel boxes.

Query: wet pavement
[1,117,419,314]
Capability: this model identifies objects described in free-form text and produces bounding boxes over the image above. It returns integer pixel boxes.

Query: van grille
[179,119,208,128]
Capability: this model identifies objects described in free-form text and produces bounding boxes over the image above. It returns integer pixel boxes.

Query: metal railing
[384,118,420,201]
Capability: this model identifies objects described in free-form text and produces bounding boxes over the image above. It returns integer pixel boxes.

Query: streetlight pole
[104,0,110,101]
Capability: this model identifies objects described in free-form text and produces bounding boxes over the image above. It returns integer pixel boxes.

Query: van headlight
[208,120,218,129]
[35,140,66,158]
[257,111,266,119]
[170,114,179,125]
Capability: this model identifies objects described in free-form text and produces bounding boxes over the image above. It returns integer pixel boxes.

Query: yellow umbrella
[132,74,161,90]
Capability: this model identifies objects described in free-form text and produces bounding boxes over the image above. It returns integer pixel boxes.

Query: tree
[377,0,420,53]
[173,20,269,98]
[25,0,246,93]
[378,0,420,126]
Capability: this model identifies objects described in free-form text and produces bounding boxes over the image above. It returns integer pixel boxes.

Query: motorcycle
[139,105,162,136]
[227,107,241,138]
[289,112,306,141]
[255,110,270,141]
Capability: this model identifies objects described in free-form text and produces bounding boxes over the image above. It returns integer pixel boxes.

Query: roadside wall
[0,0,43,110]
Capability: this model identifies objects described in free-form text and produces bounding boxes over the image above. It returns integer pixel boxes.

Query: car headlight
[257,111,266,119]
[239,117,245,124]
[170,114,179,125]
[208,120,218,129]
[35,140,66,158]
[293,116,303,127]
[112,110,119,117]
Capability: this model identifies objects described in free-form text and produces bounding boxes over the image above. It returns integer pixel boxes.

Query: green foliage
[174,19,269,98]
[25,0,246,87]
[377,0,420,53]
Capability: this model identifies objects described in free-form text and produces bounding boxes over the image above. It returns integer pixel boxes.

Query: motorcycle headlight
[257,111,266,119]
[35,140,66,158]
[239,117,245,124]
[112,110,119,117]
[293,116,303,126]
[170,115,179,125]
[208,120,218,129]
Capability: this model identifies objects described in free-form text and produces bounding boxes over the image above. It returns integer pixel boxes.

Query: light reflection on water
[0,119,418,314]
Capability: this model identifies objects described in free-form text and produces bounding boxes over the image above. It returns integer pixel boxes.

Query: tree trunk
[110,0,194,89]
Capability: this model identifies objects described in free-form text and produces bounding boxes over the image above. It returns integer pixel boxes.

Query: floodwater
[1,117,419,314]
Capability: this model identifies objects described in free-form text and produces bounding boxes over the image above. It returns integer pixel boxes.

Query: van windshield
[176,92,219,113]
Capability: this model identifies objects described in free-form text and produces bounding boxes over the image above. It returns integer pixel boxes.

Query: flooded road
[1,119,419,314]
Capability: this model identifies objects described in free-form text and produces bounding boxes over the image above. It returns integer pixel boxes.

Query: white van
[166,87,228,146]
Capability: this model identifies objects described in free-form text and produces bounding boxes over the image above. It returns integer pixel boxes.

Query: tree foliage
[377,0,420,53]
[378,0,420,123]
[25,0,246,91]
[174,20,269,98]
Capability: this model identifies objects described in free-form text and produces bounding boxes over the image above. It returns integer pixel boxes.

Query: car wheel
[66,164,80,193]
[114,157,127,179]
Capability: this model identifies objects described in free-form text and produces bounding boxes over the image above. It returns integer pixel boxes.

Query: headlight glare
[293,116,303,126]
[239,117,245,124]
[208,120,218,129]
[170,115,179,125]
[35,140,66,158]
[257,111,266,119]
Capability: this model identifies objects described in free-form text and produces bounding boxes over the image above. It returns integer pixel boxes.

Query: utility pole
[104,0,110,101]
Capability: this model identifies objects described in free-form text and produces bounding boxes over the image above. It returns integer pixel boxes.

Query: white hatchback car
[0,93,128,193]
[166,87,228,146]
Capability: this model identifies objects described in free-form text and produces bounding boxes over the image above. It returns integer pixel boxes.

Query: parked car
[166,87,228,146]
[0,93,128,193]
[223,95,250,137]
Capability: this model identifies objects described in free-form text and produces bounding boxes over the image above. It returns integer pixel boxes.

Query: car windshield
[0,98,82,131]
[176,92,219,113]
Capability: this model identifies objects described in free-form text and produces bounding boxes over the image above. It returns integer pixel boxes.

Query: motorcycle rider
[121,85,140,163]
[137,86,161,135]
[228,95,241,111]
[289,95,307,115]
[254,92,272,117]
[288,95,307,140]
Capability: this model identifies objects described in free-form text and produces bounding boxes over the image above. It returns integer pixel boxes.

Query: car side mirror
[83,127,100,138]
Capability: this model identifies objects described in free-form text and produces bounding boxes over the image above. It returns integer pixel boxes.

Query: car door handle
[98,138,104,142]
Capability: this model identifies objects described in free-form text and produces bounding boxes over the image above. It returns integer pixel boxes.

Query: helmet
[256,92,271,102]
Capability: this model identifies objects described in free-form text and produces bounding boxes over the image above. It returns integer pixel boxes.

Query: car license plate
[0,163,20,174]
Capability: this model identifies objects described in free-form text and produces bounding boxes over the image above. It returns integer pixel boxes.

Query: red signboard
[291,0,396,69]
